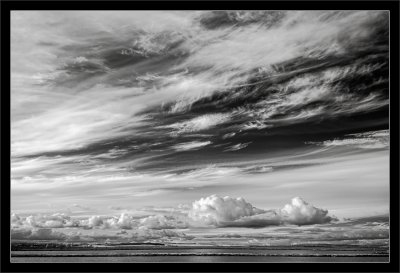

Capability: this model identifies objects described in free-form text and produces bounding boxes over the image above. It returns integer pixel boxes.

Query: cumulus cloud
[87,215,104,227]
[189,195,264,226]
[280,197,333,225]
[22,213,80,228]
[12,211,190,232]
[86,213,138,229]
[189,195,335,227]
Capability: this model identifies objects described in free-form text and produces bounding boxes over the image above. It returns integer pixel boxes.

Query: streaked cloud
[172,141,212,151]
[308,130,389,149]
[224,142,251,152]
[163,113,231,135]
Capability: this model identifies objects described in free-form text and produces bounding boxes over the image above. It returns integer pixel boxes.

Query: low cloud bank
[11,228,67,241]
[11,195,336,236]
[11,226,192,242]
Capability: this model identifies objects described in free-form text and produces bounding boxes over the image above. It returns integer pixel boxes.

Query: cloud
[223,142,251,152]
[172,141,211,151]
[130,227,193,242]
[165,164,241,181]
[181,11,386,72]
[243,165,273,174]
[22,213,80,228]
[11,225,192,243]
[139,214,188,229]
[241,120,272,131]
[115,213,136,229]
[221,132,236,139]
[308,129,389,149]
[11,11,388,199]
[87,215,104,227]
[197,11,285,30]
[280,197,333,225]
[164,113,231,135]
[11,213,22,225]
[10,11,388,244]
[11,195,337,231]
[91,213,137,229]
[225,211,283,227]
[11,195,383,247]
[14,211,190,231]
[11,228,67,241]
[11,11,388,162]
[189,195,264,226]
[189,195,335,227]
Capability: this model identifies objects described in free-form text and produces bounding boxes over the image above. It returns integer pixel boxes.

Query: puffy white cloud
[85,213,138,230]
[87,215,104,227]
[20,213,80,228]
[189,195,264,226]
[280,197,333,225]
[116,213,135,229]
[189,195,335,227]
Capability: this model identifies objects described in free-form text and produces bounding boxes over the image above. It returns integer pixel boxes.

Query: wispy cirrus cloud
[172,141,212,151]
[163,113,232,135]
[307,130,389,149]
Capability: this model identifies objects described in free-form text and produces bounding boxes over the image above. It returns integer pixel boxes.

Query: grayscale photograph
[10,10,390,263]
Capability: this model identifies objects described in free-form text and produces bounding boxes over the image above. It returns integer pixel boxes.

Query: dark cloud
[11,228,68,241]
[197,11,286,30]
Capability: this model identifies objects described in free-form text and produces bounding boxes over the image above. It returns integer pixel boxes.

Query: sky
[11,11,389,246]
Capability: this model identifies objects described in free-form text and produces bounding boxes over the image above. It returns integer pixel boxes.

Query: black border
[1,1,399,272]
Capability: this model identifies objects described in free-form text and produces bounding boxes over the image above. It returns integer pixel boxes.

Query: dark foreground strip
[11,253,389,258]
